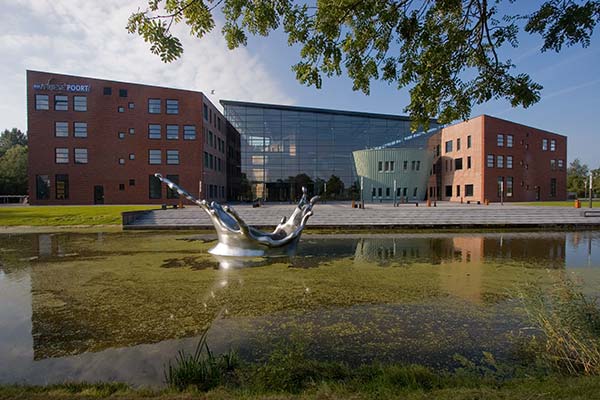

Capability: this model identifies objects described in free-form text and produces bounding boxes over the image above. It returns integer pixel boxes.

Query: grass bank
[520,200,600,207]
[0,205,156,226]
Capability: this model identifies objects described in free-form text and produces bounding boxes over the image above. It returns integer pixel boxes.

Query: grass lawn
[0,205,157,226]
[520,200,600,207]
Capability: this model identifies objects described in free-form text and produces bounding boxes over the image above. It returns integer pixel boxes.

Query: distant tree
[239,173,252,200]
[128,0,600,129]
[593,168,600,197]
[325,175,344,199]
[0,128,27,157]
[567,158,589,197]
[290,173,314,199]
[0,145,28,195]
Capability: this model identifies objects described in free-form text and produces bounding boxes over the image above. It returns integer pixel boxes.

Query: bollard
[352,199,356,208]
[575,199,581,209]
[485,199,489,206]
[427,199,431,207]
[460,197,463,204]
[434,201,437,207]
[179,198,184,209]
[415,202,419,207]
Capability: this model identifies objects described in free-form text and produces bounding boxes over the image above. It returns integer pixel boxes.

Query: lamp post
[360,176,364,209]
[393,179,397,206]
[500,180,504,206]
[590,172,593,209]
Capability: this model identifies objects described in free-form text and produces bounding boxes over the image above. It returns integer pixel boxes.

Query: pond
[0,230,599,387]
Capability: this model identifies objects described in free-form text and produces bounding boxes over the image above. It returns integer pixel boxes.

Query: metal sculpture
[154,174,319,256]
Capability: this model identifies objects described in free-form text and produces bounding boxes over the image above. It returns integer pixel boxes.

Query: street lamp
[590,171,593,209]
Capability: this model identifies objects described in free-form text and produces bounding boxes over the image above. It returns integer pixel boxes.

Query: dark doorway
[94,185,104,204]
[535,186,541,201]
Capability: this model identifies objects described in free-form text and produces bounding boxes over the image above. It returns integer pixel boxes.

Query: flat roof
[221,100,439,123]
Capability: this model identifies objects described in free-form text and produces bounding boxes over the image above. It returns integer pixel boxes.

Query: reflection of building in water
[482,235,565,268]
[353,237,436,264]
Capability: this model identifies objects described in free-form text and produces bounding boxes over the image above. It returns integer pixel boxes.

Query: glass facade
[222,101,437,201]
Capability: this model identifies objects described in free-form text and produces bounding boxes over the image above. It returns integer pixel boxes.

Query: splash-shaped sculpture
[154,174,319,256]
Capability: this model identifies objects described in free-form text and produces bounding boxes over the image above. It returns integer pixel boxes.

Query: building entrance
[94,185,104,204]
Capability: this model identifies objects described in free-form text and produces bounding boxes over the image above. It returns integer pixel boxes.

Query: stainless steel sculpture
[155,174,319,256]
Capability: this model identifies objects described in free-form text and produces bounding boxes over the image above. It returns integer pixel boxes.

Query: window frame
[35,94,49,110]
[73,122,88,138]
[74,148,88,164]
[73,95,87,112]
[148,98,161,114]
[148,149,161,165]
[166,99,179,115]
[166,149,180,165]
[55,147,69,164]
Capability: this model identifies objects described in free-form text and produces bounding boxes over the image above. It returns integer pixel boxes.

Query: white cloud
[0,0,295,131]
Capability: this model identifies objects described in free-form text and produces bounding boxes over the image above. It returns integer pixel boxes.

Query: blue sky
[1,0,598,168]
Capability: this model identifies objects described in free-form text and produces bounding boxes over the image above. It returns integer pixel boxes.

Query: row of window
[205,127,225,153]
[444,156,472,171]
[54,121,88,137]
[204,152,224,172]
[53,148,180,165]
[371,187,419,198]
[445,135,473,153]
[55,148,88,164]
[445,184,475,198]
[377,160,421,172]
[542,138,557,151]
[148,124,197,140]
[486,154,564,170]
[203,103,222,132]
[495,134,514,148]
[36,94,87,111]
[148,98,179,114]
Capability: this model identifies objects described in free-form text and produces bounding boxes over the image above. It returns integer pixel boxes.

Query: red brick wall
[27,70,229,205]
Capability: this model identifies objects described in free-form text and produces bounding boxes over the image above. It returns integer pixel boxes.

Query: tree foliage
[0,144,28,195]
[325,174,344,198]
[127,0,600,129]
[0,128,27,157]
[567,158,591,197]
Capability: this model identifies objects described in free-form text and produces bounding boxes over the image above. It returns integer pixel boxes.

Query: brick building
[27,70,237,205]
[430,115,567,203]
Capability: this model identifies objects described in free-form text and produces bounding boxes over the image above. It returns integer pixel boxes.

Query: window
[129,153,135,160]
[467,135,472,148]
[73,96,87,111]
[119,183,125,191]
[436,144,440,156]
[183,125,196,140]
[558,159,564,170]
[74,122,87,138]
[372,188,376,197]
[456,185,461,197]
[119,158,125,165]
[149,149,161,164]
[416,161,421,171]
[497,177,504,197]
[128,102,135,109]
[445,185,452,197]
[413,187,418,197]
[507,135,513,148]
[542,138,548,150]
[550,139,556,151]
[506,177,513,197]
[457,138,461,151]
[166,150,180,165]
[166,124,179,140]
[487,154,494,168]
[203,103,208,120]
[497,134,504,147]
[378,161,383,172]
[550,178,557,197]
[209,154,214,169]
[55,122,68,137]
[403,160,408,170]
[403,187,407,197]
[411,161,416,170]
[377,187,382,197]
[129,128,135,135]
[149,175,162,199]
[117,106,125,113]
[467,156,472,169]
[74,148,88,164]
[55,148,69,163]
[54,95,68,111]
[445,140,453,153]
[36,175,50,200]
[166,99,179,114]
[386,187,390,197]
[384,161,389,171]
[103,87,112,95]
[129,179,135,186]
[218,118,221,131]
[209,131,214,147]
[148,98,161,114]
[506,155,513,169]
[148,124,161,139]
[119,89,127,97]
[497,155,504,168]
[204,152,209,168]
[35,94,49,110]
[465,184,474,197]
[166,175,179,198]
[550,159,556,170]
[118,132,125,139]
[454,158,463,170]
[55,174,69,200]
[390,161,394,171]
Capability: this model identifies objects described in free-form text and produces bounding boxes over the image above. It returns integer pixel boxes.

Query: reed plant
[519,276,600,375]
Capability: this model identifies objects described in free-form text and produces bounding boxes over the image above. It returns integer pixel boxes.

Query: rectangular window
[497,134,504,147]
[378,161,383,172]
[378,187,382,197]
[149,149,161,164]
[119,89,128,97]
[390,161,394,171]
[416,161,420,171]
[166,99,179,114]
[506,134,513,148]
[203,103,208,120]
[506,177,513,197]
[166,150,180,165]
[558,159,564,170]
[402,188,407,197]
[183,125,196,140]
[497,155,504,168]
[204,152,209,168]
[128,102,135,109]
[411,161,416,170]
[550,178,557,197]
[54,95,68,111]
[73,96,87,111]
[467,135,472,148]
[456,138,461,151]
[55,148,69,164]
[55,122,68,137]
[454,158,463,170]
[36,175,50,200]
[166,124,179,140]
[384,161,389,171]
[148,98,161,114]
[118,106,125,113]
[413,187,418,197]
[129,179,136,186]
[74,122,87,138]
[445,140,453,153]
[119,183,125,191]
[542,138,548,150]
[218,118,221,131]
[550,139,556,151]
[467,156,472,169]
[506,155,513,169]
[550,159,556,170]
[55,174,69,200]
[386,188,390,197]
[209,154,214,170]
[465,184,474,197]
[445,185,452,197]
[74,148,88,164]
[403,160,408,170]
[487,154,494,168]
[148,124,161,139]
[149,175,162,199]
[166,174,179,198]
[118,132,125,139]
[209,131,214,147]
[456,185,461,197]
[497,176,504,197]
[35,94,49,110]
[103,87,112,95]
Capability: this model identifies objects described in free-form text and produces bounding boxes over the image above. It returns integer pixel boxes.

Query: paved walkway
[123,202,600,230]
